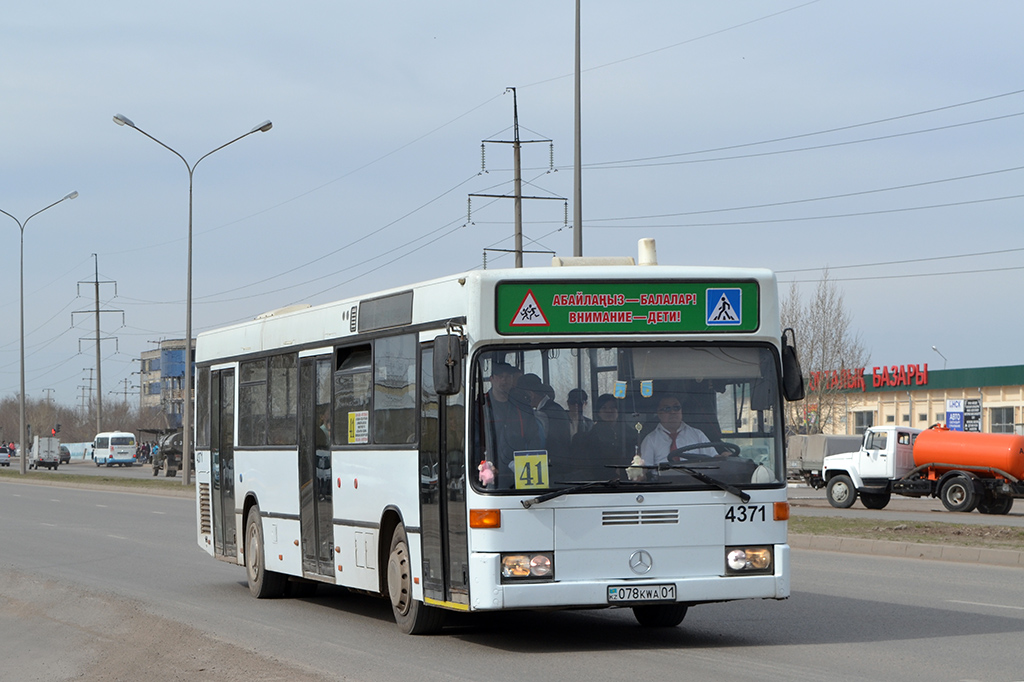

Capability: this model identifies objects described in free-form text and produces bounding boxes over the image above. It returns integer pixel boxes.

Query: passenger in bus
[515,373,571,460]
[639,395,716,467]
[539,382,571,459]
[566,389,593,440]
[567,393,629,480]
[482,362,542,487]
[316,405,331,450]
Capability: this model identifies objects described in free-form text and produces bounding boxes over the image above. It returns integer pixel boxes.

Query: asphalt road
[789,483,1024,527]
[2,479,1023,681]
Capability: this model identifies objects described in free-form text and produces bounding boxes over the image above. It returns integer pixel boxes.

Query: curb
[790,533,1024,568]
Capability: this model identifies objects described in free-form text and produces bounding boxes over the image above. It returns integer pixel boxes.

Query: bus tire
[940,475,977,513]
[245,506,287,598]
[826,475,857,508]
[632,603,688,627]
[386,523,444,635]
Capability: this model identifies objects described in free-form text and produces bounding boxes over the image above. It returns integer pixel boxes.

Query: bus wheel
[245,506,286,598]
[940,475,977,513]
[633,604,688,627]
[386,523,444,635]
[826,475,857,509]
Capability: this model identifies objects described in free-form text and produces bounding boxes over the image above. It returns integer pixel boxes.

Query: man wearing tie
[640,395,716,467]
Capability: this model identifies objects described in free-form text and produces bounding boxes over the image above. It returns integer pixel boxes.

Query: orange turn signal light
[470,509,501,529]
[774,502,790,521]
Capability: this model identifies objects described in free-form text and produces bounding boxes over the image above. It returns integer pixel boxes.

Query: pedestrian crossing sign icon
[509,289,549,327]
[706,288,741,326]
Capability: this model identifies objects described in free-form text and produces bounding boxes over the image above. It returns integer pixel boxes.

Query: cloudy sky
[2,1,1022,408]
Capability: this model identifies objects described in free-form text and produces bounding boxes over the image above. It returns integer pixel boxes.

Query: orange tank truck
[822,424,1024,514]
[913,426,1024,479]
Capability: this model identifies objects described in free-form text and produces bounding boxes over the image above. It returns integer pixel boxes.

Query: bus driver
[639,395,716,466]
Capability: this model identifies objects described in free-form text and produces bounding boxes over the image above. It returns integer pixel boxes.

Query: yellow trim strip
[424,597,470,612]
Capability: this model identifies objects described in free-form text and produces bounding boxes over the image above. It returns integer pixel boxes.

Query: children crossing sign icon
[509,289,549,327]
[706,288,742,326]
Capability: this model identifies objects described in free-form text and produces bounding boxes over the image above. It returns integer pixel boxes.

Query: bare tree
[782,269,868,434]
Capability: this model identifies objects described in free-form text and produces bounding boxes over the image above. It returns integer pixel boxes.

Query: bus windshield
[472,344,782,493]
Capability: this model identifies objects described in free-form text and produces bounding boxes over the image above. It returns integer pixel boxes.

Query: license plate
[607,584,676,603]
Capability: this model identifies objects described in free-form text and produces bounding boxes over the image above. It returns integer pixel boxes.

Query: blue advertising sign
[945,399,964,431]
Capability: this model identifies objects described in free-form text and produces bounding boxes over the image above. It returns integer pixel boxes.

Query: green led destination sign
[496,281,760,335]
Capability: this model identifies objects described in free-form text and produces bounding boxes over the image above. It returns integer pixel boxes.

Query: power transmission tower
[469,87,565,268]
[73,254,123,437]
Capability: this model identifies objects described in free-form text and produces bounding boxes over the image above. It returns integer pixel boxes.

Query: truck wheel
[245,506,287,598]
[940,475,978,512]
[860,491,890,509]
[633,604,688,627]
[977,496,1013,515]
[826,475,857,508]
[386,523,444,634]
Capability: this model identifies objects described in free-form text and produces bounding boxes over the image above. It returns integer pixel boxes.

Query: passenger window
[334,345,372,445]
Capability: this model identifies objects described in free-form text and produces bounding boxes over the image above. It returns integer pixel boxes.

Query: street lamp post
[1,191,79,474]
[113,115,271,485]
[931,345,948,370]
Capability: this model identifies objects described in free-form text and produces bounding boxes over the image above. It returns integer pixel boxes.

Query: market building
[811,363,1024,436]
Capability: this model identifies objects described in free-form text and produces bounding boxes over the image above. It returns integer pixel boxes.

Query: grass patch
[790,515,1024,551]
[0,467,190,493]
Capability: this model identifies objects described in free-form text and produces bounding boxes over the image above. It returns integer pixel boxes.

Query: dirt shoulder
[0,569,332,682]
[789,515,1024,552]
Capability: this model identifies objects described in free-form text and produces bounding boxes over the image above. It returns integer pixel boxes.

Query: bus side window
[334,344,372,446]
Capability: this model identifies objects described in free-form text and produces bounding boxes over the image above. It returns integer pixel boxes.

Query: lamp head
[113,114,135,128]
[252,120,273,133]
[64,191,79,201]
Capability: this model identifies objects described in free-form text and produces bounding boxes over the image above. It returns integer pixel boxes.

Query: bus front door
[211,369,237,558]
[419,346,469,608]
[299,357,334,578]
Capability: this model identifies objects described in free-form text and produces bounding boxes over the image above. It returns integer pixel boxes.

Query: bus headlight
[501,552,554,581]
[725,547,773,575]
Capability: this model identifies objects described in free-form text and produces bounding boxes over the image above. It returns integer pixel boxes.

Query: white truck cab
[821,426,920,508]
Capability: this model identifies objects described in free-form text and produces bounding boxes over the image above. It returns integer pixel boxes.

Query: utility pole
[469,88,565,267]
[73,255,123,436]
[112,377,135,404]
[573,0,583,257]
[77,385,90,415]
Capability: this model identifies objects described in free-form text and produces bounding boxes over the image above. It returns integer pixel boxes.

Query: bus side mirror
[432,333,463,396]
[781,328,805,402]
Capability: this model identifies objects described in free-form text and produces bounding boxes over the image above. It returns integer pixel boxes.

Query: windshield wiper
[521,478,621,508]
[658,462,751,503]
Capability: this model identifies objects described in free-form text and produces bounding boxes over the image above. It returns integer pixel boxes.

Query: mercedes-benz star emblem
[629,550,653,575]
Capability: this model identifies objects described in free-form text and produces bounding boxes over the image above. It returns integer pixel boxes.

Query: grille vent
[602,508,678,526]
[199,482,211,534]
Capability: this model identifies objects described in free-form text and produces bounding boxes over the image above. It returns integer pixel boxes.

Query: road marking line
[947,600,1024,611]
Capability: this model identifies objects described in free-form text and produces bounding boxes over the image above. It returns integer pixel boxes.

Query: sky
[2,1,1023,409]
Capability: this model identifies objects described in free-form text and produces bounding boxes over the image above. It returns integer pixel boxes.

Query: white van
[93,431,138,467]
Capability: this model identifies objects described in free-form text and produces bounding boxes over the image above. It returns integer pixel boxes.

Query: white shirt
[640,423,715,466]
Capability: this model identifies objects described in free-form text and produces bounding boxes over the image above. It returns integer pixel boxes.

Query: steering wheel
[667,440,741,463]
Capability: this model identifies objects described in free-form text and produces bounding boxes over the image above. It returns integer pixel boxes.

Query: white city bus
[193,260,804,634]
